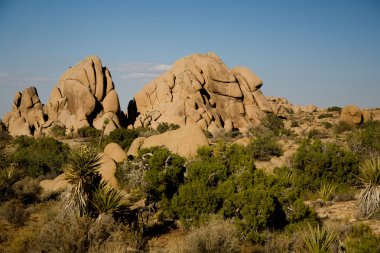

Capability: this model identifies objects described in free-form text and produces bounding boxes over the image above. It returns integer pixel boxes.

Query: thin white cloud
[109,61,172,84]
[0,72,54,86]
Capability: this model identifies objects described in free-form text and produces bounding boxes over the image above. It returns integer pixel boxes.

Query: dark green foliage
[11,136,69,178]
[292,139,359,191]
[140,147,185,203]
[202,129,213,138]
[103,128,139,150]
[50,124,66,137]
[345,224,380,253]
[327,106,342,112]
[322,121,333,129]
[348,120,380,157]
[157,122,180,133]
[334,121,353,134]
[317,113,333,119]
[261,113,285,136]
[291,120,300,128]
[77,126,101,138]
[248,133,283,161]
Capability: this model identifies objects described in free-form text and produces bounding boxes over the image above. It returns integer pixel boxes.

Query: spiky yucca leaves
[318,182,337,202]
[0,164,23,201]
[90,181,131,220]
[358,158,380,218]
[63,146,101,216]
[302,223,338,253]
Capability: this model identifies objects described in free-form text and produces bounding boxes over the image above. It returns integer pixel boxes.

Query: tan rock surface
[99,153,119,189]
[128,124,209,158]
[104,143,128,163]
[130,53,273,132]
[339,105,363,125]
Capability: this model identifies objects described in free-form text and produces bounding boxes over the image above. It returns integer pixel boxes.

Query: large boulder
[104,143,128,163]
[129,52,273,133]
[339,105,363,125]
[127,124,209,158]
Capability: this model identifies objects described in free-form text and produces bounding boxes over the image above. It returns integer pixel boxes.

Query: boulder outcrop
[2,87,45,136]
[2,56,126,137]
[44,55,125,134]
[339,105,372,125]
[127,123,209,158]
[128,53,273,134]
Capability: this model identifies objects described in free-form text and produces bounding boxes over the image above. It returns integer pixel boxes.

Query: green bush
[157,122,180,133]
[291,120,300,128]
[317,113,333,119]
[334,121,353,134]
[348,120,380,157]
[50,124,66,137]
[308,129,326,139]
[77,126,101,138]
[344,224,380,253]
[322,121,333,129]
[248,133,283,161]
[292,139,359,191]
[261,113,285,136]
[11,136,70,178]
[103,128,139,150]
[327,106,342,112]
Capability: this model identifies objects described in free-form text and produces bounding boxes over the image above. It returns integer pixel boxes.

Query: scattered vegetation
[157,122,180,133]
[302,223,339,253]
[50,124,66,137]
[77,126,101,138]
[358,158,380,218]
[327,106,342,112]
[317,113,333,119]
[248,133,283,161]
[348,120,380,158]
[334,121,353,134]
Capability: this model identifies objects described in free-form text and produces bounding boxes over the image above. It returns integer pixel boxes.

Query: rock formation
[44,55,125,134]
[2,87,45,136]
[339,105,372,125]
[128,52,273,135]
[2,55,126,136]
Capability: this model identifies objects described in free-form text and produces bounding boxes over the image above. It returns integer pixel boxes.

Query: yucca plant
[90,181,131,219]
[62,146,101,216]
[0,164,23,201]
[302,223,338,253]
[318,182,337,202]
[358,157,380,218]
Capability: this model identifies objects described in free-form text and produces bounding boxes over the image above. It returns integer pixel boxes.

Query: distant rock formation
[339,105,372,125]
[2,87,45,136]
[128,52,273,134]
[2,56,126,137]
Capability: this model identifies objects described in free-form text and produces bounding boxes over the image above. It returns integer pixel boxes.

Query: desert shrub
[322,121,333,129]
[0,165,23,201]
[50,124,66,137]
[34,213,91,252]
[344,224,380,253]
[318,182,337,201]
[261,113,285,136]
[357,158,380,218]
[0,131,12,149]
[308,129,325,139]
[248,133,283,161]
[334,121,353,134]
[292,139,360,191]
[317,113,333,119]
[291,120,299,127]
[11,136,69,178]
[181,217,240,253]
[348,120,380,158]
[327,106,342,112]
[157,122,180,133]
[12,176,40,203]
[103,128,139,150]
[77,126,101,138]
[0,199,29,226]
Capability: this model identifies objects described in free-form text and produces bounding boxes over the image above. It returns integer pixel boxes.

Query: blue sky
[0,0,379,117]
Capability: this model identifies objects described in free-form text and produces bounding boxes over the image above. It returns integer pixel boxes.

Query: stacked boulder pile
[2,56,126,136]
[129,52,274,135]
